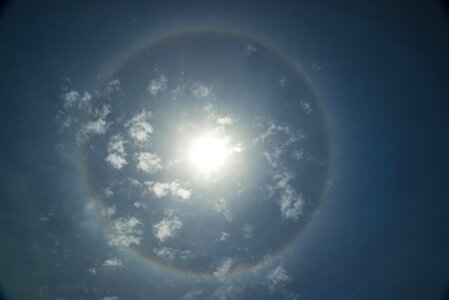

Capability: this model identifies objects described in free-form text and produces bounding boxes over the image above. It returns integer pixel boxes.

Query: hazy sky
[0,1,449,300]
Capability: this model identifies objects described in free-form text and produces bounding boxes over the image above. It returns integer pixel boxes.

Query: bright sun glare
[189,135,229,173]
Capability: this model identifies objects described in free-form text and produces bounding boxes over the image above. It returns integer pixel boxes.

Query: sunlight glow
[189,135,229,173]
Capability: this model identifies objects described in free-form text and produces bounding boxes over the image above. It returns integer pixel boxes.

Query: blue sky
[0,1,449,299]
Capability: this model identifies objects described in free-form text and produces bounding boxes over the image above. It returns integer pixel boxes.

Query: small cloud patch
[147,74,168,95]
[126,110,153,144]
[136,152,163,174]
[153,216,183,241]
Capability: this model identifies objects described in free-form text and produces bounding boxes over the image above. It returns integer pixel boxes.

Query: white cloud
[203,103,213,112]
[100,205,116,218]
[62,90,91,109]
[106,153,127,170]
[191,83,213,98]
[136,152,162,174]
[254,121,294,144]
[273,170,304,221]
[125,110,153,144]
[101,79,121,99]
[242,224,254,239]
[78,117,109,142]
[229,143,244,153]
[153,216,183,241]
[105,135,127,169]
[134,202,145,208]
[264,147,283,168]
[84,118,108,134]
[146,180,192,200]
[178,249,193,260]
[153,182,168,197]
[255,121,304,167]
[169,84,186,100]
[109,135,126,154]
[300,101,313,114]
[279,190,304,221]
[266,264,290,292]
[128,177,143,187]
[102,257,122,268]
[108,217,143,247]
[80,92,91,106]
[212,198,232,221]
[253,122,280,144]
[153,247,192,261]
[88,268,97,275]
[153,247,176,261]
[63,90,80,108]
[219,232,230,241]
[215,115,236,126]
[147,74,168,95]
[213,258,233,280]
[246,43,258,55]
[93,104,112,119]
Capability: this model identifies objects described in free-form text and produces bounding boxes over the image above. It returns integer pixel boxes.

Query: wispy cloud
[213,258,233,280]
[147,74,168,95]
[108,134,126,154]
[266,264,290,292]
[291,149,304,161]
[77,117,109,142]
[100,205,117,218]
[153,247,192,261]
[125,110,153,144]
[169,84,186,100]
[300,101,313,114]
[215,115,236,126]
[146,180,192,200]
[105,135,127,169]
[62,90,91,109]
[191,83,213,98]
[242,224,254,239]
[245,43,258,55]
[104,187,114,198]
[106,153,127,169]
[93,104,112,119]
[272,170,304,221]
[102,257,122,269]
[56,87,91,131]
[134,202,146,208]
[153,247,176,261]
[212,198,232,221]
[108,217,143,247]
[136,152,162,174]
[255,121,304,167]
[56,113,76,130]
[127,177,143,187]
[100,79,121,99]
[211,281,241,299]
[219,231,230,241]
[153,215,183,241]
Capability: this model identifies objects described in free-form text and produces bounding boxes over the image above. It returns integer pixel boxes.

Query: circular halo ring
[79,28,334,279]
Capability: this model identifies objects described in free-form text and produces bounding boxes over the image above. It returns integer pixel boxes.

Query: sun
[188,135,229,173]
